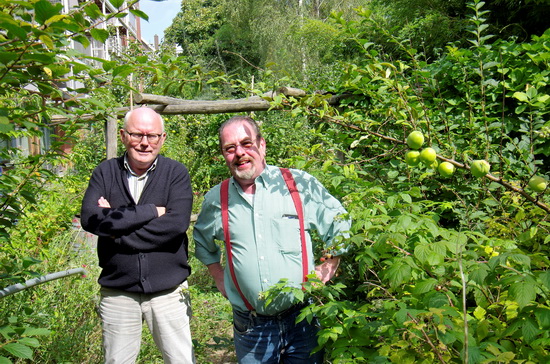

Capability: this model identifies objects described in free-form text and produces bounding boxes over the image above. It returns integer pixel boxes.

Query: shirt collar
[251,164,274,188]
[229,164,272,191]
[123,153,158,178]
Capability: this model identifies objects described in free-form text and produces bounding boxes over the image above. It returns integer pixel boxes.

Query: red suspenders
[221,178,253,310]
[280,168,309,284]
[220,168,308,311]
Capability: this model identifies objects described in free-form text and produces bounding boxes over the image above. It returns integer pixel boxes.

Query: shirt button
[260,256,265,260]
[263,279,268,283]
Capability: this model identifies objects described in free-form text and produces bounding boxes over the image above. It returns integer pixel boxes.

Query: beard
[232,163,257,180]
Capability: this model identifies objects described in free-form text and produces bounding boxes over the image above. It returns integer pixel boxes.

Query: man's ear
[259,137,267,153]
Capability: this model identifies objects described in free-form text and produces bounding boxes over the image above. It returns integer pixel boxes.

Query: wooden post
[105,117,118,159]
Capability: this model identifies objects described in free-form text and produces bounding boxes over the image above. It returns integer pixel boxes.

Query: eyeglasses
[222,139,259,154]
[125,130,164,144]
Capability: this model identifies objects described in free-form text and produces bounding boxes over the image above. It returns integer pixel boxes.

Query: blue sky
[139,0,181,44]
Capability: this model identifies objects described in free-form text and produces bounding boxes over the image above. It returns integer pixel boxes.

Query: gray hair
[218,115,262,147]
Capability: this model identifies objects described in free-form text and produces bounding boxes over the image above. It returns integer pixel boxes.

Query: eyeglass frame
[221,136,262,155]
[124,130,165,144]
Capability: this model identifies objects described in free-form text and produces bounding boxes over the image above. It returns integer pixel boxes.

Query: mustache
[233,157,252,165]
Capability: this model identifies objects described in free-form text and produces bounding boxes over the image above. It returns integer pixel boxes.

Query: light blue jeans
[232,305,324,363]
[99,282,195,364]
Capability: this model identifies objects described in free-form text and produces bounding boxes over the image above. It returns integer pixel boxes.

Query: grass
[0,223,236,363]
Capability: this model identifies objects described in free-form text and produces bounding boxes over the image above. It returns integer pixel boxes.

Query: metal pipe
[0,268,88,298]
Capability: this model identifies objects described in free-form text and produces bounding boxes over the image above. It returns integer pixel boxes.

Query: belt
[250,302,309,320]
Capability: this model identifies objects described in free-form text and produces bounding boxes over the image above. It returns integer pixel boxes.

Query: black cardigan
[80,155,193,293]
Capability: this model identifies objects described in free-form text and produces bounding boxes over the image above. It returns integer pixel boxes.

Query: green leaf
[426,251,444,265]
[522,317,540,342]
[2,21,28,40]
[507,253,530,268]
[83,3,102,20]
[509,277,536,309]
[22,257,41,269]
[0,116,14,132]
[476,319,490,341]
[111,64,135,78]
[513,91,529,102]
[0,325,16,339]
[23,327,52,336]
[34,0,62,25]
[90,28,109,43]
[38,35,54,49]
[2,343,33,359]
[473,306,486,320]
[539,270,550,290]
[0,357,12,364]
[72,35,90,48]
[386,195,397,209]
[535,308,550,329]
[469,264,488,285]
[384,260,411,288]
[108,0,125,8]
[396,215,411,231]
[17,338,40,348]
[21,53,56,64]
[414,243,431,264]
[412,278,437,294]
[0,52,19,65]
[526,87,537,98]
[294,289,304,302]
[45,14,68,25]
[515,104,528,114]
[129,9,149,21]
[465,344,482,364]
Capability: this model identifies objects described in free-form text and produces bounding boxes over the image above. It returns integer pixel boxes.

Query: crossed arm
[98,196,166,217]
[81,162,192,251]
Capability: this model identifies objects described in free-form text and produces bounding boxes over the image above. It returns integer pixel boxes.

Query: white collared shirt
[123,154,157,203]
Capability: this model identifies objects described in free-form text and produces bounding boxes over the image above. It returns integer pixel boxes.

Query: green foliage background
[0,0,549,363]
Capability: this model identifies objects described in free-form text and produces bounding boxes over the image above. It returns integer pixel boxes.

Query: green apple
[528,176,547,193]
[419,147,437,165]
[406,131,424,150]
[470,160,490,178]
[405,150,421,166]
[438,162,455,177]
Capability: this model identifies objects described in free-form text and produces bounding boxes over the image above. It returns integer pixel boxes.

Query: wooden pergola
[103,87,346,159]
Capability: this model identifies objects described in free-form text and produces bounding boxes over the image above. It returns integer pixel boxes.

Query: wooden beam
[51,88,353,121]
[105,117,118,159]
[132,87,309,105]
[127,96,275,115]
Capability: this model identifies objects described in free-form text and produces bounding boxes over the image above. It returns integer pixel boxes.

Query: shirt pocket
[272,217,302,254]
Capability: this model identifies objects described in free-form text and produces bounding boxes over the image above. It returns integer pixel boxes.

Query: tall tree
[164,0,224,65]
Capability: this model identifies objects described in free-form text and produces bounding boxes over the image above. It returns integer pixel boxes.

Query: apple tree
[268,1,550,362]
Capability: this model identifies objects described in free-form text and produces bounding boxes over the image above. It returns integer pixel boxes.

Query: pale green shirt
[193,165,351,315]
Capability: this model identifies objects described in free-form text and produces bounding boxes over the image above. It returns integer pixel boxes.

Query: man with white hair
[81,107,195,363]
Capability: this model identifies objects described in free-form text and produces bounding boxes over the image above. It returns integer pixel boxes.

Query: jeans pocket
[233,311,252,335]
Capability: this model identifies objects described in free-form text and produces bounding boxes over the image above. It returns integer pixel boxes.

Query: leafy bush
[263,1,550,363]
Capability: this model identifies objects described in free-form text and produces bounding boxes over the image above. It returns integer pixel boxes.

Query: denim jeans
[232,305,324,364]
[99,282,195,364]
